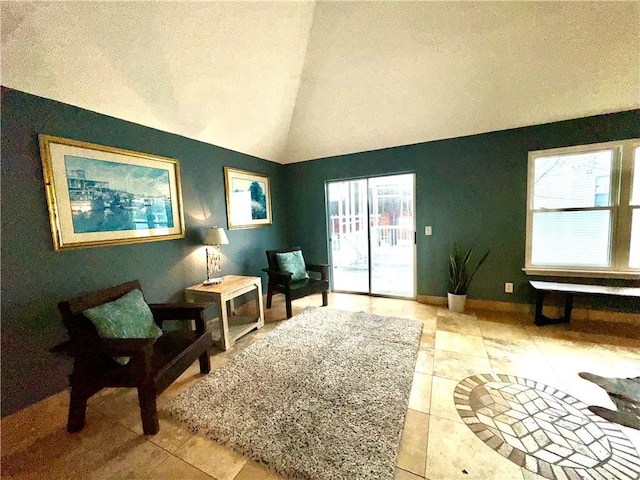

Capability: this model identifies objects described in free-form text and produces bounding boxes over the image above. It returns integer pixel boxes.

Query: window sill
[523,268,640,280]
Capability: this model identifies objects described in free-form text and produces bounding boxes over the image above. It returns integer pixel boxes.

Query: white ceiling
[2,1,638,164]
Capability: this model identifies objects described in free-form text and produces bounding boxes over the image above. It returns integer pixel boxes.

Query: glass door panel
[327,174,416,298]
[328,179,369,293]
[369,174,415,297]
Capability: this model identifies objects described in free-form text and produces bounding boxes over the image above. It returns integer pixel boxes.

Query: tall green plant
[448,243,490,295]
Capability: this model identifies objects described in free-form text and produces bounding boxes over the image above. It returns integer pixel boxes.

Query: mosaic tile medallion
[455,373,640,480]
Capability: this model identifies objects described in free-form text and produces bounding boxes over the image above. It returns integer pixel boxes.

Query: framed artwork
[224,167,272,229]
[39,134,186,250]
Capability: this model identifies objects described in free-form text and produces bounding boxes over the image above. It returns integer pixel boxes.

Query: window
[525,139,639,278]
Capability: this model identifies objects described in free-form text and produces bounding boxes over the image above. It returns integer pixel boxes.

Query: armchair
[263,247,329,318]
[56,280,214,435]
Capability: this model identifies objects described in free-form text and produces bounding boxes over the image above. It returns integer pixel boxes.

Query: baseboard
[417,295,639,338]
[417,295,532,313]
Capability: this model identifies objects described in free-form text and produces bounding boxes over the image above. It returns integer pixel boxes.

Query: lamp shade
[204,227,229,246]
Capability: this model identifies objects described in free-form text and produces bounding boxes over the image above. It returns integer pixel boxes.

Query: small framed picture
[39,134,185,250]
[224,167,272,229]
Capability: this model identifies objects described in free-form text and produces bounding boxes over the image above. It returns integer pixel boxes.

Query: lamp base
[203,277,224,285]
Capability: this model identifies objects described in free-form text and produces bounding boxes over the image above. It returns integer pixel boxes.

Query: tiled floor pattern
[2,293,640,480]
[454,373,640,479]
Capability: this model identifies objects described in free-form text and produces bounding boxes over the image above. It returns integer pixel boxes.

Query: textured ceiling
[2,1,639,164]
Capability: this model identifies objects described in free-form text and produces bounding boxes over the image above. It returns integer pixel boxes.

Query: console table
[185,275,264,350]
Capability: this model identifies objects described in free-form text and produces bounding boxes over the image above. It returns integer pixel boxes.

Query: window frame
[525,138,640,279]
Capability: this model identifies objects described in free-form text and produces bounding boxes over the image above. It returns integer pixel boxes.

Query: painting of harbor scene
[65,156,174,233]
[39,135,185,250]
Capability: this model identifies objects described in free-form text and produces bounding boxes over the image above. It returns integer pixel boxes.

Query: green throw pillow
[276,250,309,281]
[83,289,162,365]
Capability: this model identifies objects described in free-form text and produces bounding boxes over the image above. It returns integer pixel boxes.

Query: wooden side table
[185,275,264,351]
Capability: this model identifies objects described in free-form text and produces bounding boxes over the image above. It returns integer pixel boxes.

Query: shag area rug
[164,307,423,480]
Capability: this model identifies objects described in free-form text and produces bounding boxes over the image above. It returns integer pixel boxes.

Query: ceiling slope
[1,1,315,161]
[2,1,638,164]
[284,1,640,162]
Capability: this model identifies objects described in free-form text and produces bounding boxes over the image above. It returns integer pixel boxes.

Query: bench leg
[563,294,574,322]
[534,290,546,326]
[266,289,273,309]
[199,351,211,374]
[137,385,159,435]
[67,373,103,433]
[322,291,328,307]
[534,290,572,326]
[67,386,89,432]
[285,293,293,319]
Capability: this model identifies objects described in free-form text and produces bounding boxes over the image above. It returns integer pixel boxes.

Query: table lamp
[203,227,229,285]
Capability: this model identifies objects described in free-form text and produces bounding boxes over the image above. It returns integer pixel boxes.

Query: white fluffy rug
[164,307,423,480]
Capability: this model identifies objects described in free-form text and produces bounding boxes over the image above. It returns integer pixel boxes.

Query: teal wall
[283,110,640,307]
[1,87,287,415]
[2,85,638,416]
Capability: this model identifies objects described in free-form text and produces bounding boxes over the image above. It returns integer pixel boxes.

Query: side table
[185,275,265,351]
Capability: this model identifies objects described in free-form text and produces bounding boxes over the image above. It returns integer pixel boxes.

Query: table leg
[219,300,231,351]
[255,282,265,329]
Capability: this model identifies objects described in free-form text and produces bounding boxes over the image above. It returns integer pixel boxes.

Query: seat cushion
[276,250,309,281]
[84,289,163,365]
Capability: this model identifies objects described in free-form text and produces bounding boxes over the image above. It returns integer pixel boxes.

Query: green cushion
[276,250,309,281]
[83,289,162,365]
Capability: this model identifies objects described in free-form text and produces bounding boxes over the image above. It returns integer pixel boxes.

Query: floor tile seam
[436,327,484,337]
[480,332,539,346]
[482,343,551,364]
[485,354,553,378]
[433,347,493,363]
[427,408,464,426]
[479,333,536,346]
[485,356,571,399]
[395,466,427,479]
[435,328,484,337]
[147,424,194,456]
[423,414,435,480]
[519,333,563,372]
[534,349,588,391]
[436,330,490,358]
[149,449,217,479]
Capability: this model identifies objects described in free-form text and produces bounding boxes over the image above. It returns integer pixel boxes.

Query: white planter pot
[447,293,467,313]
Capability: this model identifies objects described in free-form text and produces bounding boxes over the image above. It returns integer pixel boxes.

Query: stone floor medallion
[455,373,640,480]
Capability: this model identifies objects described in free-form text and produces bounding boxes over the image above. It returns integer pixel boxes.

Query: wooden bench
[529,280,640,326]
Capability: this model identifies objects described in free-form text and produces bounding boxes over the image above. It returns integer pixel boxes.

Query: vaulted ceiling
[2,1,638,164]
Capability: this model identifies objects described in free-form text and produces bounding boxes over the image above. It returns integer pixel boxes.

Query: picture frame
[224,167,272,229]
[39,134,186,250]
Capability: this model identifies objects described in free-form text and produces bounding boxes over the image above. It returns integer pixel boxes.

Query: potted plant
[448,243,490,313]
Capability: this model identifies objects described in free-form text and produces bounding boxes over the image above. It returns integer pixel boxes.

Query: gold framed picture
[224,167,272,229]
[39,134,186,250]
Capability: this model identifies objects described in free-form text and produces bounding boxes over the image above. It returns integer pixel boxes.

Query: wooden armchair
[56,280,214,435]
[263,247,329,318]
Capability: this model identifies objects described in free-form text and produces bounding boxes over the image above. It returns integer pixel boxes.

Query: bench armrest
[262,268,293,278]
[262,268,294,288]
[98,337,156,356]
[53,337,157,357]
[306,263,329,280]
[148,303,209,331]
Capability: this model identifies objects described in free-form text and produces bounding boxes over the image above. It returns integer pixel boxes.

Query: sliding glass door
[327,173,416,298]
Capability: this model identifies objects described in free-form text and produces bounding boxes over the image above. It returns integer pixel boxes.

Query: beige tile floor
[2,293,639,479]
